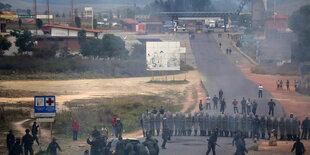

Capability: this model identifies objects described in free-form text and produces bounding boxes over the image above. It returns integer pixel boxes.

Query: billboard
[36,15,53,19]
[146,42,185,71]
[0,15,18,19]
[85,7,93,18]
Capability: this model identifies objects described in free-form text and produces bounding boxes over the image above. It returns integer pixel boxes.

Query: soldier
[143,114,150,137]
[247,114,254,138]
[143,135,159,155]
[206,128,218,155]
[91,126,101,139]
[217,114,223,136]
[292,117,299,140]
[186,114,192,136]
[279,117,286,140]
[115,137,126,155]
[286,115,294,141]
[241,114,247,137]
[174,113,178,136]
[260,116,266,139]
[301,117,309,140]
[273,117,279,139]
[223,114,229,137]
[150,114,155,136]
[202,113,207,136]
[235,135,248,155]
[220,98,226,114]
[241,97,246,114]
[199,112,204,136]
[6,130,15,154]
[136,143,148,155]
[193,112,199,136]
[22,129,34,155]
[268,99,276,117]
[253,115,260,140]
[125,140,136,155]
[251,99,258,115]
[235,114,242,137]
[267,116,273,139]
[162,117,169,149]
[229,114,235,137]
[155,113,161,136]
[167,113,174,137]
[47,138,62,155]
[181,113,186,136]
[212,95,219,110]
[115,119,123,138]
[246,98,251,115]
[206,113,211,136]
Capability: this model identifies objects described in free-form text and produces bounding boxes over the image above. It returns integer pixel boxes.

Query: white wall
[51,28,96,37]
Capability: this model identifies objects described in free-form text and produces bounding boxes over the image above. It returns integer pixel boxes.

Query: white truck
[209,20,216,28]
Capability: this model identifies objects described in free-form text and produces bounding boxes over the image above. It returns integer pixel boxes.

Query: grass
[47,95,183,139]
[148,80,189,84]
[0,89,67,98]
[250,63,299,76]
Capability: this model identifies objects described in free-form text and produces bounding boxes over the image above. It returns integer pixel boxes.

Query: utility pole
[47,0,50,24]
[34,0,37,34]
[71,0,74,25]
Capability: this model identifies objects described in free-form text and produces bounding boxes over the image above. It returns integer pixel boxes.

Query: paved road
[191,33,284,117]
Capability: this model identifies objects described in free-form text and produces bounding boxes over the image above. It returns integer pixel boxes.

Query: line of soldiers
[141,112,305,141]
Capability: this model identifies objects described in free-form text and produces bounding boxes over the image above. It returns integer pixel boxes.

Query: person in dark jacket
[31,122,39,145]
[91,126,101,140]
[206,128,218,155]
[291,138,306,155]
[87,135,104,155]
[199,100,203,111]
[9,137,22,155]
[47,138,62,155]
[115,119,123,138]
[7,130,15,154]
[22,129,34,155]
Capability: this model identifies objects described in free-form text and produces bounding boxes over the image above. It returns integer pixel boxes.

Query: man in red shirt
[72,120,79,141]
[111,117,117,136]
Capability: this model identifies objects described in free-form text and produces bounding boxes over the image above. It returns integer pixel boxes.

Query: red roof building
[120,18,139,32]
[265,14,289,31]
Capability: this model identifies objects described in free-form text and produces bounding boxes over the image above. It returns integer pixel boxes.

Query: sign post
[34,96,56,139]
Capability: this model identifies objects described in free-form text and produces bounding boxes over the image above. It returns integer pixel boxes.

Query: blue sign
[34,96,56,116]
[19,15,35,19]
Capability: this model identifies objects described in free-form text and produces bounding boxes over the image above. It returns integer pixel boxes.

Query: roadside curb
[230,40,258,65]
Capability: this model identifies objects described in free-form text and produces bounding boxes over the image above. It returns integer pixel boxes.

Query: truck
[209,20,216,28]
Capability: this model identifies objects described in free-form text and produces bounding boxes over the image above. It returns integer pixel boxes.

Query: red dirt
[239,66,310,120]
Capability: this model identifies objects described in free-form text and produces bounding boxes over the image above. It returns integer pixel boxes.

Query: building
[265,14,289,32]
[0,20,6,33]
[36,25,102,51]
[119,18,138,32]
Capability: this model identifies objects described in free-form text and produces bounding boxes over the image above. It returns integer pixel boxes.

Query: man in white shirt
[206,95,211,110]
[258,84,263,98]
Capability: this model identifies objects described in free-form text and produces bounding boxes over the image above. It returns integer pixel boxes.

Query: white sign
[146,42,183,71]
[36,118,55,123]
[34,113,56,118]
[36,15,53,19]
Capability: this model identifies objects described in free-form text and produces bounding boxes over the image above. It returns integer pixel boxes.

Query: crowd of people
[276,79,299,91]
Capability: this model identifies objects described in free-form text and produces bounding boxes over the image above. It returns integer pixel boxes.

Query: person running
[258,84,263,98]
[206,95,211,110]
[268,99,276,116]
[220,98,226,114]
[232,99,239,114]
[291,138,306,155]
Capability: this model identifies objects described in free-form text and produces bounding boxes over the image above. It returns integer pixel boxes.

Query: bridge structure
[160,0,267,31]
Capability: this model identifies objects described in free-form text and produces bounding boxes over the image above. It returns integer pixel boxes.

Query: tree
[0,2,12,10]
[56,13,60,18]
[62,12,66,18]
[101,34,128,59]
[18,19,22,27]
[78,30,86,45]
[10,29,35,54]
[289,4,310,62]
[75,16,81,28]
[36,19,43,29]
[80,38,102,58]
[0,36,11,56]
[27,9,31,15]
[93,19,98,29]
[238,14,252,28]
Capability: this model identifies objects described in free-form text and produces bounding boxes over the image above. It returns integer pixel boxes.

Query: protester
[220,98,226,114]
[232,99,238,114]
[241,97,246,114]
[31,122,39,145]
[47,138,62,155]
[287,80,290,90]
[268,99,276,116]
[258,84,263,98]
[72,120,79,141]
[159,106,165,115]
[206,95,211,110]
[199,100,203,111]
[115,118,123,138]
[251,99,258,115]
[6,129,15,154]
[9,137,22,155]
[206,128,218,155]
[111,117,117,136]
[22,129,34,155]
[91,126,101,140]
[291,138,306,155]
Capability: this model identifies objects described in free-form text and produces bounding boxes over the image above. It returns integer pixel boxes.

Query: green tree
[102,34,128,59]
[93,19,98,29]
[75,16,81,28]
[289,4,310,62]
[62,12,66,18]
[238,14,252,28]
[78,30,86,45]
[0,36,11,56]
[10,29,35,54]
[36,19,43,29]
[56,13,60,18]
[129,44,146,60]
[0,2,12,10]
[18,18,22,27]
[80,38,102,58]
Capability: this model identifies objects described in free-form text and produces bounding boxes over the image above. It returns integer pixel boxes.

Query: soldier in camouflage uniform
[218,114,223,136]
[202,113,207,136]
[223,114,229,137]
[266,116,273,139]
[162,117,169,149]
[193,112,199,136]
[253,115,260,140]
[199,112,204,136]
[155,113,161,136]
[273,117,279,139]
[181,113,186,136]
[241,114,247,137]
[168,113,174,137]
[292,117,299,140]
[260,116,266,139]
[286,115,293,141]
[279,117,286,140]
[174,113,178,136]
[143,114,150,137]
[206,113,211,136]
[247,114,254,138]
[186,114,192,136]
[229,114,235,137]
[150,113,155,136]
